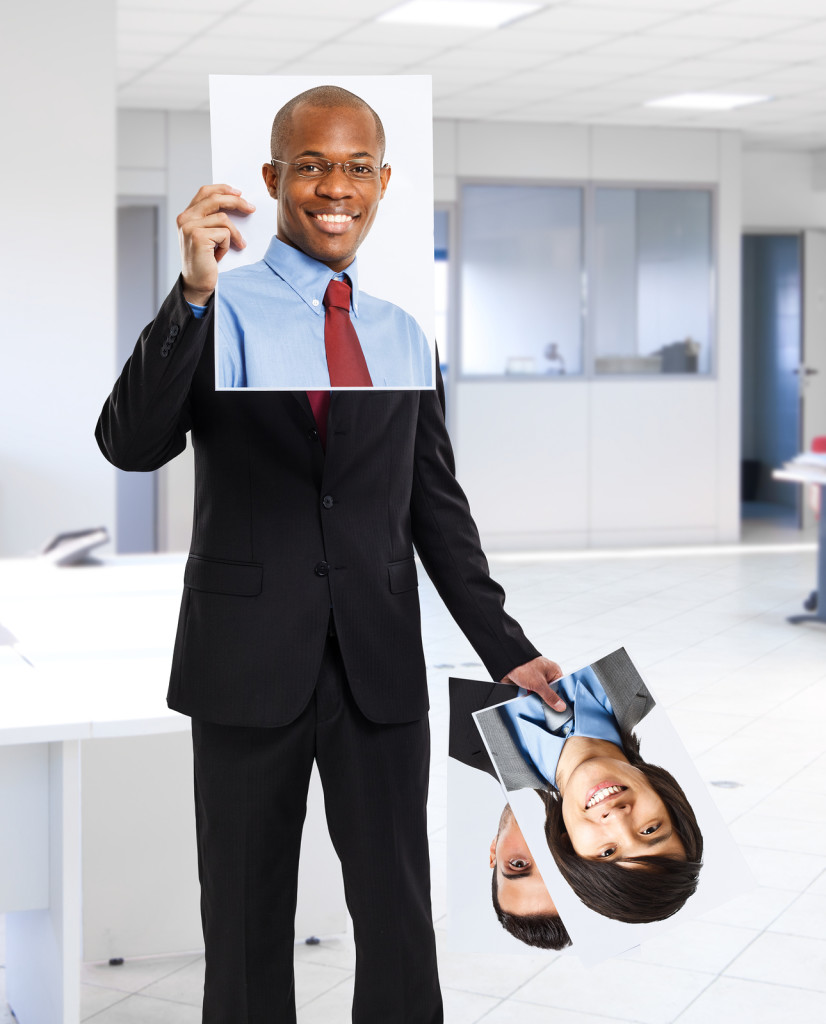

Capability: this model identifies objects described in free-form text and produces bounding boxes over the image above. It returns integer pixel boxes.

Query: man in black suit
[97,85,564,1024]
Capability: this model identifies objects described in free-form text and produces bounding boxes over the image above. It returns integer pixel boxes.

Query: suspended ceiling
[118,0,826,151]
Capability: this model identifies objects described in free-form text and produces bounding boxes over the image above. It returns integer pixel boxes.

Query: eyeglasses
[270,157,388,181]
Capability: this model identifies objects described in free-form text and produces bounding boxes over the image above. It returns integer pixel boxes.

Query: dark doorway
[741,234,802,529]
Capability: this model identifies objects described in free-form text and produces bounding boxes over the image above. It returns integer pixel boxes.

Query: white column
[0,1,117,556]
[6,741,82,1024]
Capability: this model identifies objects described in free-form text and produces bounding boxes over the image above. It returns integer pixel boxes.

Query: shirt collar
[262,235,360,318]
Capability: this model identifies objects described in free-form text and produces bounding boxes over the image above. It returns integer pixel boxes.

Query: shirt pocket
[184,554,263,596]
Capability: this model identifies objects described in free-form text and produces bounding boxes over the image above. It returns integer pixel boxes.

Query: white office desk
[0,555,345,1024]
[773,467,826,624]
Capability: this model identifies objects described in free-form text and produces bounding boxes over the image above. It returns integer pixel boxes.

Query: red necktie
[323,278,372,387]
[306,278,372,449]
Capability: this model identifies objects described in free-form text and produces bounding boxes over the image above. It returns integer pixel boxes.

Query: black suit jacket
[96,279,540,727]
[448,678,516,780]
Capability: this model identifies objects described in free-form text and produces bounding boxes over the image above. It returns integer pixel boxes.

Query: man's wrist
[182,283,214,306]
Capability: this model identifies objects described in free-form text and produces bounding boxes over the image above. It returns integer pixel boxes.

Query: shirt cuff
[187,302,209,319]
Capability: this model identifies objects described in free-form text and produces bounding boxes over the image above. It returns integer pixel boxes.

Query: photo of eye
[449,650,756,962]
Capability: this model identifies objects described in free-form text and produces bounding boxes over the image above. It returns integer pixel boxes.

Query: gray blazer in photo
[467,648,656,793]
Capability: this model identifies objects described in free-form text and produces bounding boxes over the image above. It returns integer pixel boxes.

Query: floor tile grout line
[78,988,135,1023]
[293,969,356,1013]
[674,869,826,1022]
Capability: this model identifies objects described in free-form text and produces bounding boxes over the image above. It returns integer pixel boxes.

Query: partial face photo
[263,102,391,274]
[210,75,435,392]
[560,758,687,862]
[490,803,571,951]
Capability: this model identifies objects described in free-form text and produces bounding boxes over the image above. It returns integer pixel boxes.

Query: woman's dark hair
[491,868,571,949]
[543,731,703,923]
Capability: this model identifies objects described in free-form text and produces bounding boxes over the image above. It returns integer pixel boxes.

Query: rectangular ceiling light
[645,93,770,111]
[378,1,542,29]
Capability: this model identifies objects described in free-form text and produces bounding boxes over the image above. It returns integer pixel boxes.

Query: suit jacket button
[314,561,330,577]
[169,324,180,337]
[307,428,319,442]
[160,345,169,357]
[322,495,334,509]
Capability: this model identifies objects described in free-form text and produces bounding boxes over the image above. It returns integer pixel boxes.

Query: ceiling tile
[150,56,281,77]
[649,57,791,80]
[212,13,361,40]
[459,80,571,104]
[763,92,826,113]
[511,5,680,33]
[714,0,826,16]
[119,83,208,102]
[119,0,240,11]
[486,66,612,91]
[298,42,430,67]
[130,69,212,88]
[117,51,161,72]
[723,76,817,97]
[416,47,551,71]
[548,53,678,75]
[463,26,606,53]
[432,94,519,119]
[586,35,730,59]
[117,31,192,55]
[757,62,826,85]
[646,13,811,39]
[771,21,826,44]
[566,0,738,9]
[276,58,402,76]
[333,22,483,47]
[118,9,221,34]
[411,66,510,96]
[713,39,826,62]
[242,0,396,16]
[175,35,318,60]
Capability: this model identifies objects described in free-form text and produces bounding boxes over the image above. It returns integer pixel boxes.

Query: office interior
[2,1,826,1023]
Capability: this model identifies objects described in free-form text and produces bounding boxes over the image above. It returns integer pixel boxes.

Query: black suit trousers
[192,635,443,1024]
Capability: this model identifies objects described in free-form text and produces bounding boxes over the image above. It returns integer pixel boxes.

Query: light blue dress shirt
[213,236,433,389]
[501,666,623,789]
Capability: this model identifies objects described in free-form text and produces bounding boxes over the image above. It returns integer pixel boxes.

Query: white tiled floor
[2,529,826,1023]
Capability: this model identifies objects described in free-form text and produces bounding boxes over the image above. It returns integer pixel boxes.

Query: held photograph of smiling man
[207,75,436,390]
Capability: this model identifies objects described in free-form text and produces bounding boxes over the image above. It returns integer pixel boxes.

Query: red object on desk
[812,436,826,518]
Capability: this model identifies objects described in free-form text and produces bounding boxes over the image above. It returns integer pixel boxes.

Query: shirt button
[314,561,330,577]
[322,495,334,509]
[312,299,320,307]
[307,428,319,442]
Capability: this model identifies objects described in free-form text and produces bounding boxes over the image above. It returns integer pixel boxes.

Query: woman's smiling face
[560,757,687,862]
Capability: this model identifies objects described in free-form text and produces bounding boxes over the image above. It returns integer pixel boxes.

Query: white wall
[120,111,744,551]
[742,149,826,231]
[0,1,117,557]
[438,120,741,549]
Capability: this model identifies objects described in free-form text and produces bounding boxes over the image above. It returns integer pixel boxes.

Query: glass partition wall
[459,182,715,379]
[460,184,584,377]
